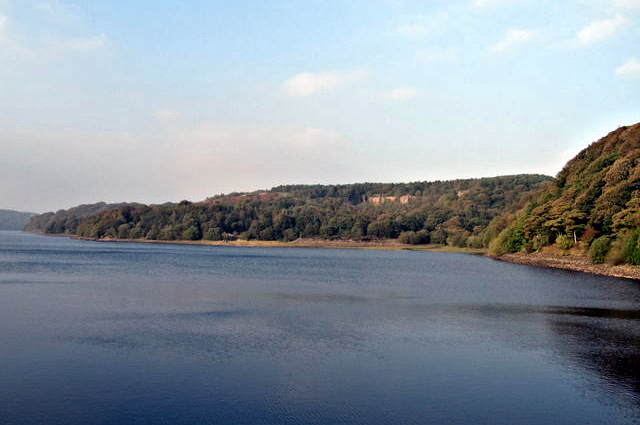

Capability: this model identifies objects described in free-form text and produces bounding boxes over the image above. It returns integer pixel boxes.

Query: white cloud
[396,24,428,38]
[385,87,417,100]
[0,12,7,29]
[613,0,640,8]
[414,47,457,63]
[64,33,108,52]
[615,58,640,79]
[154,108,182,121]
[283,68,368,96]
[572,15,629,45]
[489,29,535,53]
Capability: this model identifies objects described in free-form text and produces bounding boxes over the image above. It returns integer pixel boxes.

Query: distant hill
[26,175,552,246]
[0,209,37,230]
[24,202,143,234]
[490,122,640,265]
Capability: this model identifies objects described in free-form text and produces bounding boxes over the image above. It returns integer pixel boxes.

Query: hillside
[24,202,143,234]
[491,122,640,266]
[0,209,36,231]
[26,175,551,246]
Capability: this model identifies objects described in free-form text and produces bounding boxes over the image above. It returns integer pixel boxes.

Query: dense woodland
[491,122,640,265]
[24,202,142,235]
[25,175,551,248]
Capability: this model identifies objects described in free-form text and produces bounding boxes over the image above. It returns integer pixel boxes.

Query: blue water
[0,231,639,424]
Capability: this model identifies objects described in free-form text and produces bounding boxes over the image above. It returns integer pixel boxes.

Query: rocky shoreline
[490,252,640,281]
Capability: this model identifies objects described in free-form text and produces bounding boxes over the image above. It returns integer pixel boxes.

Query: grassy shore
[74,235,485,253]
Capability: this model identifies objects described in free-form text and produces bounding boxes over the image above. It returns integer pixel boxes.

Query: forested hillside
[491,122,640,265]
[0,209,36,230]
[24,202,142,234]
[25,175,551,247]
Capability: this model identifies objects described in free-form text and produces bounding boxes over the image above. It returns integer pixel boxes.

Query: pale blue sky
[1,0,639,212]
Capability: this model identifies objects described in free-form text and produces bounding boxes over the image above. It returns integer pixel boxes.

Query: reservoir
[0,231,638,424]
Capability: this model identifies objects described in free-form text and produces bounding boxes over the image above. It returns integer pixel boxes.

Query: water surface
[0,231,639,424]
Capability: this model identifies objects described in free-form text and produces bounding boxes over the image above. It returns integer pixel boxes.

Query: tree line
[25,175,551,249]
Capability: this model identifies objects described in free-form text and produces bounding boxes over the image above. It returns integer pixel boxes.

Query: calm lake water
[0,231,639,424]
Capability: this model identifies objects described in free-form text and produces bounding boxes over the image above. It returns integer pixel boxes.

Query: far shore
[25,232,640,281]
[72,235,486,253]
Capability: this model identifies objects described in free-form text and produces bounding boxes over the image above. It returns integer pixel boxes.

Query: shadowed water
[0,231,639,424]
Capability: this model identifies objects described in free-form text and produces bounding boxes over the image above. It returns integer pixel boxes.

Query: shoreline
[25,232,640,280]
[490,252,640,281]
[71,235,486,253]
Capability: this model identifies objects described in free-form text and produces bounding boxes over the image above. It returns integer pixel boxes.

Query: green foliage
[606,238,627,265]
[26,175,551,244]
[624,230,640,265]
[466,235,484,249]
[532,233,550,251]
[487,123,640,265]
[118,224,131,239]
[491,221,525,255]
[398,231,425,245]
[555,234,575,250]
[183,225,202,241]
[589,236,611,264]
[447,232,468,248]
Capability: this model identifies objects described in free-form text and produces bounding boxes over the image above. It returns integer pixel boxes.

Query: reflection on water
[549,312,640,401]
[1,231,640,424]
[443,303,640,405]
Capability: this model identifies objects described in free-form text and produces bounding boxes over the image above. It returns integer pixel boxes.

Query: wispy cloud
[283,68,368,96]
[414,47,457,63]
[489,29,535,53]
[571,15,629,46]
[385,87,417,100]
[615,58,640,79]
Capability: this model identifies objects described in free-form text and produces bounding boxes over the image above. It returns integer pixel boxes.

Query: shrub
[491,222,525,255]
[555,234,575,251]
[466,235,484,249]
[203,227,222,241]
[589,236,611,264]
[624,230,640,265]
[183,225,202,241]
[399,231,420,245]
[606,238,626,265]
[532,233,550,251]
[118,223,131,239]
[399,230,429,245]
[447,232,468,248]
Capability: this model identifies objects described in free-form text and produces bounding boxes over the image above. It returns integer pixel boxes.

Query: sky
[1,0,639,213]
